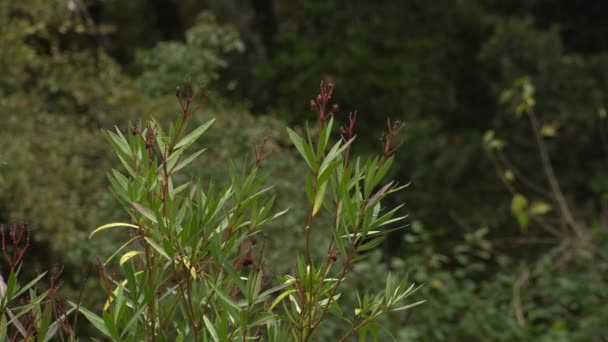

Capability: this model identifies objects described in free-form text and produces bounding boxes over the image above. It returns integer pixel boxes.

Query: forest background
[1,0,607,340]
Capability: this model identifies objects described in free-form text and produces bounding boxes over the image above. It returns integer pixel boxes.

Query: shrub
[0,221,72,341]
[69,81,423,341]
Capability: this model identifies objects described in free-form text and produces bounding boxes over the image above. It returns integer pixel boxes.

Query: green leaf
[165,147,186,172]
[511,194,529,230]
[131,203,158,223]
[203,315,220,342]
[482,130,505,150]
[69,302,112,338]
[373,156,394,186]
[270,287,297,311]
[317,159,341,185]
[116,153,138,178]
[36,303,54,342]
[144,237,172,260]
[0,314,6,340]
[6,270,17,299]
[120,304,148,340]
[313,181,328,216]
[370,322,379,342]
[110,169,129,190]
[172,148,207,173]
[305,173,314,202]
[113,284,125,323]
[102,309,119,340]
[249,313,279,327]
[359,322,368,342]
[317,116,334,157]
[171,182,192,201]
[103,130,131,159]
[209,283,241,311]
[341,231,381,239]
[174,118,216,150]
[13,272,47,299]
[286,127,316,170]
[319,138,354,175]
[357,236,385,252]
[390,300,427,312]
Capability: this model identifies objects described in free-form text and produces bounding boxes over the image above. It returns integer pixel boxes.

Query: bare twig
[525,109,588,242]
[513,267,529,327]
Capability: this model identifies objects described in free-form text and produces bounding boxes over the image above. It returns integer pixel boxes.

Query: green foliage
[135,11,244,97]
[0,222,75,341]
[0,0,133,271]
[77,83,422,341]
[252,1,481,126]
[2,1,608,340]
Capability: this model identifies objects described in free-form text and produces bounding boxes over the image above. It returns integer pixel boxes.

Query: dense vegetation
[1,0,607,340]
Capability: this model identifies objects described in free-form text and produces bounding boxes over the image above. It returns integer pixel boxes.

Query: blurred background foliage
[1,0,607,340]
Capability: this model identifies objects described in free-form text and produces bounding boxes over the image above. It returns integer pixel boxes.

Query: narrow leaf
[132,203,157,223]
[69,302,112,338]
[313,181,328,216]
[270,289,297,311]
[203,316,220,342]
[90,222,139,239]
[390,300,427,312]
[13,272,47,299]
[119,251,143,265]
[174,119,216,150]
[172,148,207,173]
[286,127,316,170]
[144,237,171,260]
[365,181,394,209]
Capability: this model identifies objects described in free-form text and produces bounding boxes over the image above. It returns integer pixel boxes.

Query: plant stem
[526,109,587,241]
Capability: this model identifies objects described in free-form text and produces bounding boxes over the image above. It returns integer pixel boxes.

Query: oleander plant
[49,81,420,341]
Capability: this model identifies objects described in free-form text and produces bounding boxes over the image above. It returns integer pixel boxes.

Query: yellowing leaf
[89,222,139,239]
[529,201,552,215]
[103,271,143,310]
[175,255,197,280]
[119,251,143,265]
[511,194,529,230]
[540,125,558,137]
[511,194,528,211]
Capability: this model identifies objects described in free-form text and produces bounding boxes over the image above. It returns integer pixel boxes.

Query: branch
[526,109,588,242]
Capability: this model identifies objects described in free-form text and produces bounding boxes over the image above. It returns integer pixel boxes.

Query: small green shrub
[72,81,422,341]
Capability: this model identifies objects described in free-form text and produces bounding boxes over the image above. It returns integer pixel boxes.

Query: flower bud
[310,99,317,111]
